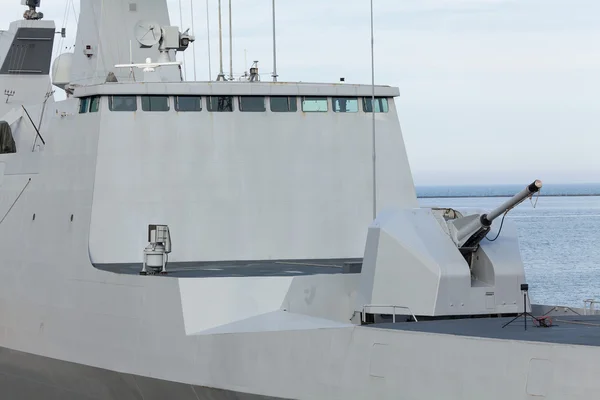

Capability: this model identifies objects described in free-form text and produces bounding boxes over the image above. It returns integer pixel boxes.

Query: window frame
[175,95,203,112]
[78,97,89,114]
[238,96,266,112]
[362,97,389,113]
[89,96,100,113]
[301,96,328,112]
[332,97,359,113]
[141,95,170,112]
[109,95,138,112]
[270,96,297,112]
[207,95,234,112]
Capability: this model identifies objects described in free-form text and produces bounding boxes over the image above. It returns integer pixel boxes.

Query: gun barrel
[483,180,542,224]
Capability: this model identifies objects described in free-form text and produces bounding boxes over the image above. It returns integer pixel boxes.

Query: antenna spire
[272,0,278,82]
[228,0,233,80]
[370,0,377,220]
[216,0,226,80]
[205,0,212,80]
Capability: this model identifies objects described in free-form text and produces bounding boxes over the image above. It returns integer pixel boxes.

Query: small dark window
[89,96,100,113]
[78,98,89,114]
[302,97,328,112]
[270,96,297,112]
[363,97,389,113]
[175,96,202,112]
[141,96,170,112]
[207,96,233,112]
[332,97,359,113]
[109,96,137,111]
[239,96,266,112]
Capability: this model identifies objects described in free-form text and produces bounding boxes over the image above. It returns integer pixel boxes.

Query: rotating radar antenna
[135,20,162,48]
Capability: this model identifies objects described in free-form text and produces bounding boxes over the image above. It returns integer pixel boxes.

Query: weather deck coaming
[94,258,362,277]
[73,81,400,98]
[370,315,600,347]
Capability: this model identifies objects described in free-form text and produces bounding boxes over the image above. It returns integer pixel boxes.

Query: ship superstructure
[1,1,600,399]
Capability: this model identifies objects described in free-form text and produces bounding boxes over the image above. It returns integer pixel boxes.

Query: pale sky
[2,0,599,185]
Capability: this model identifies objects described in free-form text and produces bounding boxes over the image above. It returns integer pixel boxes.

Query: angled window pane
[239,96,266,112]
[109,95,137,111]
[332,97,358,113]
[363,97,389,113]
[270,96,297,112]
[302,97,328,112]
[207,96,233,112]
[141,95,170,112]
[89,96,100,113]
[175,96,202,112]
[78,97,89,114]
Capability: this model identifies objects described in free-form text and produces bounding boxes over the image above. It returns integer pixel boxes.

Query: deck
[94,259,362,278]
[370,314,600,347]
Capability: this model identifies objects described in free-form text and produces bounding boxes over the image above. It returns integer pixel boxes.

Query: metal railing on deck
[361,304,418,323]
[584,299,600,315]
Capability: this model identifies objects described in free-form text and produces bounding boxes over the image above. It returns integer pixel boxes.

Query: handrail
[584,299,600,315]
[362,304,418,323]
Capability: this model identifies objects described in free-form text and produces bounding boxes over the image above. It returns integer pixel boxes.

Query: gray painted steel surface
[0,27,55,75]
[0,345,281,400]
[372,315,600,346]
[0,2,599,399]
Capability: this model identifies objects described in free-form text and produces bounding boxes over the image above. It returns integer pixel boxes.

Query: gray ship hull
[0,345,279,400]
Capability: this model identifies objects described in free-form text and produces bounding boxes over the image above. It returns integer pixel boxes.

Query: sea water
[417,184,600,308]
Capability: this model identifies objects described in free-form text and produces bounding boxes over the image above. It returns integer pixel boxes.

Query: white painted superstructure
[1,2,599,400]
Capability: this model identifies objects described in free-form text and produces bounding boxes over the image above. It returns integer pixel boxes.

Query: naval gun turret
[447,180,542,252]
[355,180,543,322]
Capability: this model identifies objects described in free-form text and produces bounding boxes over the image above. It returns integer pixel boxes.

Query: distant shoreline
[418,194,600,198]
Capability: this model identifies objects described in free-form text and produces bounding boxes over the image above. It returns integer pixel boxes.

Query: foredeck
[370,315,600,347]
[94,259,361,278]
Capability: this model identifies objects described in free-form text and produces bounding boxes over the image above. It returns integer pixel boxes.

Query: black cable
[484,211,508,241]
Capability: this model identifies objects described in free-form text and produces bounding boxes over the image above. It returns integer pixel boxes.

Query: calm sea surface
[416,184,600,308]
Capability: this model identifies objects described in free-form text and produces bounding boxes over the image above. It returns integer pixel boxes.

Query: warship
[1,1,599,399]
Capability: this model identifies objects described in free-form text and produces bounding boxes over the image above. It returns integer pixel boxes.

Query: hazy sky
[2,0,599,185]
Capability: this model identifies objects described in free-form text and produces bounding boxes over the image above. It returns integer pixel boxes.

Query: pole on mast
[370,0,377,220]
[228,0,233,80]
[216,0,225,80]
[178,0,187,80]
[205,0,212,80]
[191,0,198,80]
[272,0,278,82]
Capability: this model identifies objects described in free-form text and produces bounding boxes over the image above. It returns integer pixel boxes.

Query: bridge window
[109,96,137,111]
[270,96,297,112]
[363,97,389,113]
[239,96,266,112]
[175,96,202,112]
[332,97,359,113]
[207,96,233,112]
[78,97,89,114]
[89,96,100,113]
[302,97,328,112]
[142,95,170,112]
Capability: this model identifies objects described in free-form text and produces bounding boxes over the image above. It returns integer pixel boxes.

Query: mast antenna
[228,0,233,80]
[191,0,198,80]
[205,0,212,80]
[178,0,186,80]
[370,0,377,220]
[271,0,278,82]
[216,0,225,80]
